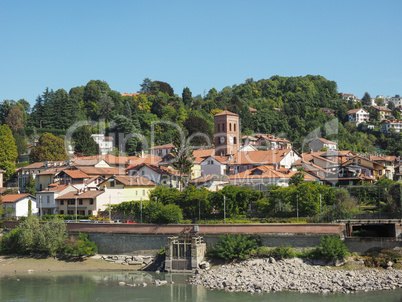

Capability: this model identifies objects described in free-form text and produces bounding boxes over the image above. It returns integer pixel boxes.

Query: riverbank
[189,257,402,294]
[0,255,143,276]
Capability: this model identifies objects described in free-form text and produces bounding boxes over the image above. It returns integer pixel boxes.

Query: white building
[36,183,77,215]
[200,156,228,176]
[309,138,337,152]
[91,134,114,155]
[347,108,370,125]
[381,119,402,133]
[149,143,174,157]
[2,194,37,218]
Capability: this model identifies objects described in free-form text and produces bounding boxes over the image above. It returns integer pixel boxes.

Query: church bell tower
[214,110,240,157]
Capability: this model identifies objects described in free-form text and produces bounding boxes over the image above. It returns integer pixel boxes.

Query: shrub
[315,235,349,261]
[1,216,68,255]
[363,249,401,268]
[270,244,296,259]
[64,233,98,257]
[209,234,258,261]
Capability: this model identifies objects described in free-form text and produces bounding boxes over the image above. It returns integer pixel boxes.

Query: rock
[127,260,143,265]
[199,261,210,269]
[114,260,125,265]
[387,261,393,268]
[28,270,34,273]
[133,256,144,262]
[119,282,126,286]
[155,270,160,274]
[269,257,276,264]
[140,282,147,287]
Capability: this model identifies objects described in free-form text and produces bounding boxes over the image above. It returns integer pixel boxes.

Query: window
[234,137,237,144]
[222,123,225,131]
[47,196,50,204]
[234,124,236,131]
[143,190,145,196]
[79,200,83,205]
[90,200,94,205]
[60,200,64,205]
[68,200,75,205]
[229,123,232,131]
[358,159,361,164]
[110,181,115,187]
[60,210,64,215]
[217,124,220,132]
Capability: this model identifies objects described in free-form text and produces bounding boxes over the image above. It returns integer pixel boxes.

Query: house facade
[36,183,77,215]
[347,108,369,125]
[200,156,228,176]
[309,138,337,152]
[381,119,402,133]
[99,175,156,202]
[371,105,392,121]
[2,194,37,218]
[91,134,114,155]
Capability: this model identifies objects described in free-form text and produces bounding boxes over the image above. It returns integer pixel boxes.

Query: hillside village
[0,77,401,219]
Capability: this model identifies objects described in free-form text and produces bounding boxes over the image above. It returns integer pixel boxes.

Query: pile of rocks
[102,255,155,266]
[189,258,402,294]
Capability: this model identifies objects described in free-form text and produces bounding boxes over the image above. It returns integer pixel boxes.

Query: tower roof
[214,110,239,117]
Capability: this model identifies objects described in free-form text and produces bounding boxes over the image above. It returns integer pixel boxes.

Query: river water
[0,271,401,302]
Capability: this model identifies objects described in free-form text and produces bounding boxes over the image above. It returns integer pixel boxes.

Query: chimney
[309,149,313,154]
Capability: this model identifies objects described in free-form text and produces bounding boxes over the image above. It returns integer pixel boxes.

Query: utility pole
[140,198,143,223]
[75,196,77,222]
[223,195,226,224]
[296,194,299,220]
[320,194,322,222]
[109,195,111,222]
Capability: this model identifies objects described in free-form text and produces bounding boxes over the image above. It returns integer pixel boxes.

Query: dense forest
[1,75,401,175]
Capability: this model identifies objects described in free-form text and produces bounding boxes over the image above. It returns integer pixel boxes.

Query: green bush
[270,244,296,259]
[1,216,67,255]
[64,233,98,257]
[314,235,349,261]
[209,234,258,261]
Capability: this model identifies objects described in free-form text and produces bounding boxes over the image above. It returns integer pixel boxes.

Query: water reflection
[0,272,401,302]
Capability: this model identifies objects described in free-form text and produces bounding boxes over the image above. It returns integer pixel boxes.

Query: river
[0,271,401,302]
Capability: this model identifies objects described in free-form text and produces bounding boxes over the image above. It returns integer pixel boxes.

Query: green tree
[289,168,306,186]
[183,116,213,147]
[30,133,68,162]
[0,124,18,181]
[361,92,372,106]
[1,216,68,255]
[171,133,194,191]
[23,176,36,195]
[5,105,24,132]
[73,126,99,156]
[182,87,193,107]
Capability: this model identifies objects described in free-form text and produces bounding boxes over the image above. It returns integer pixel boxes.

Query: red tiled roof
[149,143,174,150]
[74,166,125,176]
[63,170,89,179]
[214,110,239,117]
[1,194,34,203]
[227,149,294,166]
[56,190,104,200]
[314,137,337,144]
[347,108,368,114]
[113,175,156,186]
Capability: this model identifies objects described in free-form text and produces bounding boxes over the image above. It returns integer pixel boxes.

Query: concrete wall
[345,237,402,253]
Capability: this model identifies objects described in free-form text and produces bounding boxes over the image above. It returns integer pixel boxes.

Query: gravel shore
[189,258,402,294]
[0,255,142,276]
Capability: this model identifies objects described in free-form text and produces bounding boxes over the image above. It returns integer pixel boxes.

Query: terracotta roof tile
[1,194,33,203]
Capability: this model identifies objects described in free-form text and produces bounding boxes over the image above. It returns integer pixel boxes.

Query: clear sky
[1,0,401,106]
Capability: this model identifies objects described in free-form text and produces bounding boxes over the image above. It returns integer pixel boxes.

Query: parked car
[78,219,92,223]
[113,220,122,224]
[64,220,75,223]
[124,220,137,224]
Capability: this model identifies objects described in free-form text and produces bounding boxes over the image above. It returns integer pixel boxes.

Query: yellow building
[342,156,386,180]
[99,175,156,203]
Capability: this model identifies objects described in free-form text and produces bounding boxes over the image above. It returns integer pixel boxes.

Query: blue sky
[1,0,401,106]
